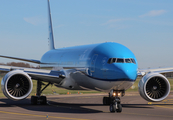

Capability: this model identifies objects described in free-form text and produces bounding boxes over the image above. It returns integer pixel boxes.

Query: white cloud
[103,18,129,25]
[24,16,46,25]
[101,18,131,29]
[101,18,132,29]
[139,10,167,18]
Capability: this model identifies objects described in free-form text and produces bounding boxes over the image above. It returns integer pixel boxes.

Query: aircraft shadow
[0,98,102,114]
[122,104,154,109]
[0,98,172,113]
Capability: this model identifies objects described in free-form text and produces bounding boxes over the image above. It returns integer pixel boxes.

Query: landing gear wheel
[110,104,116,113]
[40,96,47,105]
[108,90,125,113]
[31,96,47,105]
[103,97,111,105]
[31,96,38,105]
[116,103,122,113]
[31,81,50,105]
[103,97,107,105]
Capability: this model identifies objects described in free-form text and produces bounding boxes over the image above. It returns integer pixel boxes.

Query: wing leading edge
[0,55,57,65]
[0,55,41,64]
[0,65,65,84]
[138,67,173,76]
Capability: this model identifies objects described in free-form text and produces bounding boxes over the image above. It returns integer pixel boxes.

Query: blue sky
[0,0,173,68]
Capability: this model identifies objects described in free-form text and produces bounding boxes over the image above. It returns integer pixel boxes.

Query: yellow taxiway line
[123,112,173,118]
[148,99,173,110]
[154,105,173,109]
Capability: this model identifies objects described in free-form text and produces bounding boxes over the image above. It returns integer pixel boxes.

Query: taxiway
[0,92,173,120]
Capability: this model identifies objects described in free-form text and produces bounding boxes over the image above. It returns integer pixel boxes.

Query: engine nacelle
[1,70,33,101]
[138,73,170,102]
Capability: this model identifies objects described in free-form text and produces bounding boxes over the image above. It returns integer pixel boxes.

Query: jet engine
[138,73,170,102]
[1,70,33,101]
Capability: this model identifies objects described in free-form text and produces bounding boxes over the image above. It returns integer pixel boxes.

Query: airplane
[0,0,172,113]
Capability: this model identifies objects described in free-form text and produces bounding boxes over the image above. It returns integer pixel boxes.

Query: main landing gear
[103,90,125,113]
[31,80,51,105]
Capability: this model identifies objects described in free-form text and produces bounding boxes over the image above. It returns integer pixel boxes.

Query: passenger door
[90,54,98,72]
[102,57,108,79]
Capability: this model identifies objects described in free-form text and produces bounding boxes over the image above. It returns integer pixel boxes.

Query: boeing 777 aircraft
[0,0,172,113]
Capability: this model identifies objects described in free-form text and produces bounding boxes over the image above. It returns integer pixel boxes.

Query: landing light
[110,90,125,97]
[118,93,121,96]
[113,92,121,97]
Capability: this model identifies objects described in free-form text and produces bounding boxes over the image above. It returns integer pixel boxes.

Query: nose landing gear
[110,97,122,113]
[103,90,124,113]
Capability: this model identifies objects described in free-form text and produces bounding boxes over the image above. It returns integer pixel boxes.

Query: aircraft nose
[123,68,137,80]
[117,64,137,80]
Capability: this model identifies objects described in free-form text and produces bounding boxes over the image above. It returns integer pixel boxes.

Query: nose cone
[115,64,138,81]
[122,66,137,80]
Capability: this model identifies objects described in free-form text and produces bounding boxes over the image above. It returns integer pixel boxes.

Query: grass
[30,80,102,96]
[0,74,173,97]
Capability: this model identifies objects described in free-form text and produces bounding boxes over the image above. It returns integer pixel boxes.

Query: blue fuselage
[40,42,138,91]
[41,42,138,90]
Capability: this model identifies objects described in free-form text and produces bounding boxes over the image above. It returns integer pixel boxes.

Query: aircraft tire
[31,96,38,105]
[103,97,107,105]
[116,103,122,113]
[40,96,47,105]
[103,97,111,105]
[109,104,116,113]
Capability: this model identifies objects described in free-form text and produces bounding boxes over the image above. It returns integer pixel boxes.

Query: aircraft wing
[138,67,173,76]
[0,55,41,64]
[0,65,65,84]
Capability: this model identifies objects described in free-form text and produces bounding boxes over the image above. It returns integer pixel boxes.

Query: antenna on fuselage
[48,0,55,50]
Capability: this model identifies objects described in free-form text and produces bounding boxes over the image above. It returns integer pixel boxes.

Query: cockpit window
[117,58,124,63]
[107,58,136,64]
[125,58,131,63]
[107,58,112,64]
[131,58,136,64]
[112,58,117,63]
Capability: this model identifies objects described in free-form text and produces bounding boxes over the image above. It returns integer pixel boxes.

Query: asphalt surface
[0,92,173,120]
